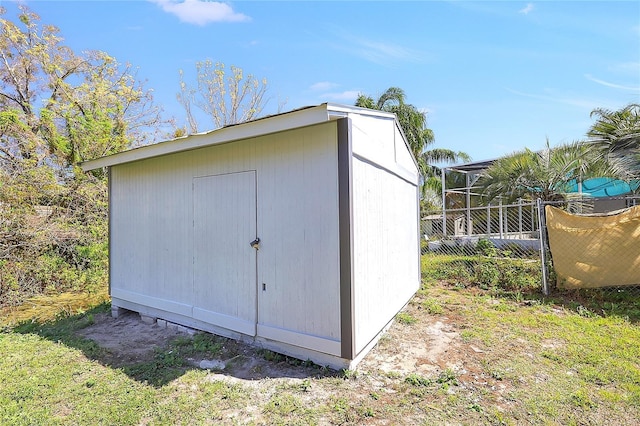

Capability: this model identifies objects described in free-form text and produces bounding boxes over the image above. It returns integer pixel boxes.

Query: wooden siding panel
[350,114,395,172]
[352,157,420,354]
[110,122,341,353]
[350,114,418,184]
[110,160,194,307]
[110,138,258,309]
[256,123,341,347]
[394,125,417,175]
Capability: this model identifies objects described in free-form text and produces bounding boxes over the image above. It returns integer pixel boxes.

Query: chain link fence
[422,196,640,298]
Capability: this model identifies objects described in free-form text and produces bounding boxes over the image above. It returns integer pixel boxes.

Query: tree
[0,6,164,306]
[355,87,469,208]
[477,140,623,204]
[0,6,163,171]
[177,60,269,133]
[587,103,640,179]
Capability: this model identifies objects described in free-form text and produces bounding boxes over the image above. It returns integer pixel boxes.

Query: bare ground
[76,307,469,380]
[74,300,523,424]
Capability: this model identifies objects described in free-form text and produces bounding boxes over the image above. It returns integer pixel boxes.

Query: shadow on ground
[11,303,339,387]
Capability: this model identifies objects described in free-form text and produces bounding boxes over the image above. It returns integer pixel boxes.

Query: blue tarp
[563,178,640,198]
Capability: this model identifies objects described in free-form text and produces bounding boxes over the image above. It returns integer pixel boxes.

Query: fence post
[441,168,447,238]
[499,198,504,239]
[486,204,491,237]
[518,198,523,238]
[466,173,472,237]
[537,198,549,295]
[531,202,535,233]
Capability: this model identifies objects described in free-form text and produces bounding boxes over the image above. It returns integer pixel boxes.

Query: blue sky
[2,0,639,163]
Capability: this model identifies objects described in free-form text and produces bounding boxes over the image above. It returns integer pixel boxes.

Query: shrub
[476,238,498,257]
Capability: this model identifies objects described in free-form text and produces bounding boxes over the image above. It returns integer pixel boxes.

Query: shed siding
[110,122,341,354]
[256,123,341,351]
[350,117,420,355]
[350,114,396,172]
[349,114,417,184]
[111,159,195,307]
[393,125,417,176]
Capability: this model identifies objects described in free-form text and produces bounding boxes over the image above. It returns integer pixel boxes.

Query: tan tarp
[545,205,640,289]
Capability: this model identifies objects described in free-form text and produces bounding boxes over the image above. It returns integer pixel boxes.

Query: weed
[437,369,458,389]
[405,373,432,387]
[396,312,417,325]
[259,349,285,363]
[341,369,357,380]
[359,406,375,417]
[299,379,312,392]
[476,238,498,257]
[263,393,317,424]
[474,261,500,287]
[468,403,482,412]
[576,305,596,318]
[571,389,595,409]
[422,297,444,314]
[490,370,504,380]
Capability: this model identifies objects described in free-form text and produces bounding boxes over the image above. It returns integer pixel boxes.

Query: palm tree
[587,103,640,179]
[355,87,469,208]
[478,140,623,204]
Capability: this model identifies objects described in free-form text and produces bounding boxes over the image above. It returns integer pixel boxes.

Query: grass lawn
[1,254,639,425]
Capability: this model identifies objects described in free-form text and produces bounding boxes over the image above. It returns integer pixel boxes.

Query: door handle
[250,238,260,250]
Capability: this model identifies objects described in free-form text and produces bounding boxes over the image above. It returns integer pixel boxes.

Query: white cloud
[320,90,361,102]
[505,87,600,109]
[519,3,534,15]
[352,38,422,65]
[585,74,640,93]
[150,0,250,26]
[330,30,424,66]
[309,82,339,92]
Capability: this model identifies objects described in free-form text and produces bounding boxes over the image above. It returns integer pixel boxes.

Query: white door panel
[193,171,257,335]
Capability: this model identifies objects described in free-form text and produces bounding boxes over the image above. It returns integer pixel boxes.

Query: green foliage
[436,369,459,389]
[478,140,624,204]
[263,393,318,425]
[422,297,444,314]
[588,103,640,179]
[396,312,417,325]
[0,6,164,306]
[422,253,541,295]
[475,238,498,257]
[405,373,432,387]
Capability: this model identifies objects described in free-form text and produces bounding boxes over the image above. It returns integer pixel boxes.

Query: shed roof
[81,103,406,171]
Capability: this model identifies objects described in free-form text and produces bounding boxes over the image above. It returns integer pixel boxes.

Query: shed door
[192,171,257,336]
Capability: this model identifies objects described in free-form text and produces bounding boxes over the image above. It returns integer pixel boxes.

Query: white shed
[81,103,420,369]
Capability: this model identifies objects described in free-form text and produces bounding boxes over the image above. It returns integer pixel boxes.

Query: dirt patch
[76,311,187,366]
[76,304,476,383]
[359,319,460,375]
[77,310,333,379]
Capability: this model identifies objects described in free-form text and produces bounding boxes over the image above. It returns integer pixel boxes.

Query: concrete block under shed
[140,314,157,325]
